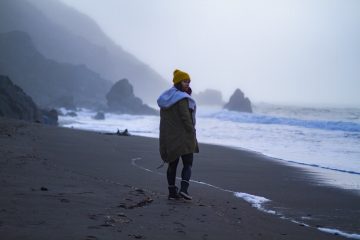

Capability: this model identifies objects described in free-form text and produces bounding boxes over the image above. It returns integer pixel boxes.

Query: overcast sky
[60,0,360,107]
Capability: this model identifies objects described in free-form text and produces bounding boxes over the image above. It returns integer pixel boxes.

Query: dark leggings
[167,153,193,186]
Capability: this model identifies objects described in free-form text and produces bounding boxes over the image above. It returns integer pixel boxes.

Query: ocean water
[58,104,360,191]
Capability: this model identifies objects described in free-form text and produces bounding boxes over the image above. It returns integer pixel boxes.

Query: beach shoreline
[58,106,360,193]
[0,117,359,239]
[61,122,360,195]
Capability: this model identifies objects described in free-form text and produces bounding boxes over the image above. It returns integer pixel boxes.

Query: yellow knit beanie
[173,69,190,84]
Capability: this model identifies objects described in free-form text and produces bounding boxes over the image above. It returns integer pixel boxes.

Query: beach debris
[104,129,131,136]
[117,217,131,224]
[117,129,130,136]
[128,234,144,239]
[117,188,154,209]
[117,212,126,217]
[100,214,132,227]
[102,216,116,227]
[135,188,145,194]
[117,197,153,209]
[117,203,127,208]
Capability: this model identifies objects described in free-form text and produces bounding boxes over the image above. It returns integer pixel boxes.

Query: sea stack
[224,88,252,113]
[106,79,157,115]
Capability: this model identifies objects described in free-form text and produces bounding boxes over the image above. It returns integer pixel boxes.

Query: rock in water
[106,79,157,115]
[41,109,58,125]
[93,111,105,120]
[224,89,252,113]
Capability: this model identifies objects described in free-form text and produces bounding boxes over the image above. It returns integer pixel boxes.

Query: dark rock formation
[116,129,131,136]
[93,111,105,120]
[0,75,59,124]
[41,109,58,125]
[224,89,252,113]
[0,75,41,121]
[106,79,157,115]
[194,89,224,106]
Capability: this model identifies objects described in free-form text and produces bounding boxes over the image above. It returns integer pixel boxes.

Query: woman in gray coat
[157,69,199,200]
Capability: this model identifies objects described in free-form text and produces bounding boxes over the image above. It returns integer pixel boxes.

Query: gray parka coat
[159,98,199,163]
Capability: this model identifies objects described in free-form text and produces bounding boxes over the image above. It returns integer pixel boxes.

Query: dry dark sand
[0,117,359,240]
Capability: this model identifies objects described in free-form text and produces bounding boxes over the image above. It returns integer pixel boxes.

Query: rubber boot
[179,180,192,200]
[168,186,181,200]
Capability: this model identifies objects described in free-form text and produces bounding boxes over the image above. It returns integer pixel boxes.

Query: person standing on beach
[157,69,199,200]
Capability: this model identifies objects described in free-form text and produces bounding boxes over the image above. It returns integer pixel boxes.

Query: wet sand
[0,117,359,240]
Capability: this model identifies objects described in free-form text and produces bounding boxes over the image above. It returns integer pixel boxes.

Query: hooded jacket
[157,87,199,163]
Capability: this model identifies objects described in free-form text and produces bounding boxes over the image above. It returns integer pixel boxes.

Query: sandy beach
[0,117,359,240]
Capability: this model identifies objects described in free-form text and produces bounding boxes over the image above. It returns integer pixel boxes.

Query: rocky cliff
[0,31,111,109]
[0,0,167,104]
[0,75,58,124]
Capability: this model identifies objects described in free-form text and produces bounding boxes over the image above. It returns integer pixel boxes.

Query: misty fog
[59,0,360,107]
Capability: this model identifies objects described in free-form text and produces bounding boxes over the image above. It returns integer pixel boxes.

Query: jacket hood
[157,87,196,110]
